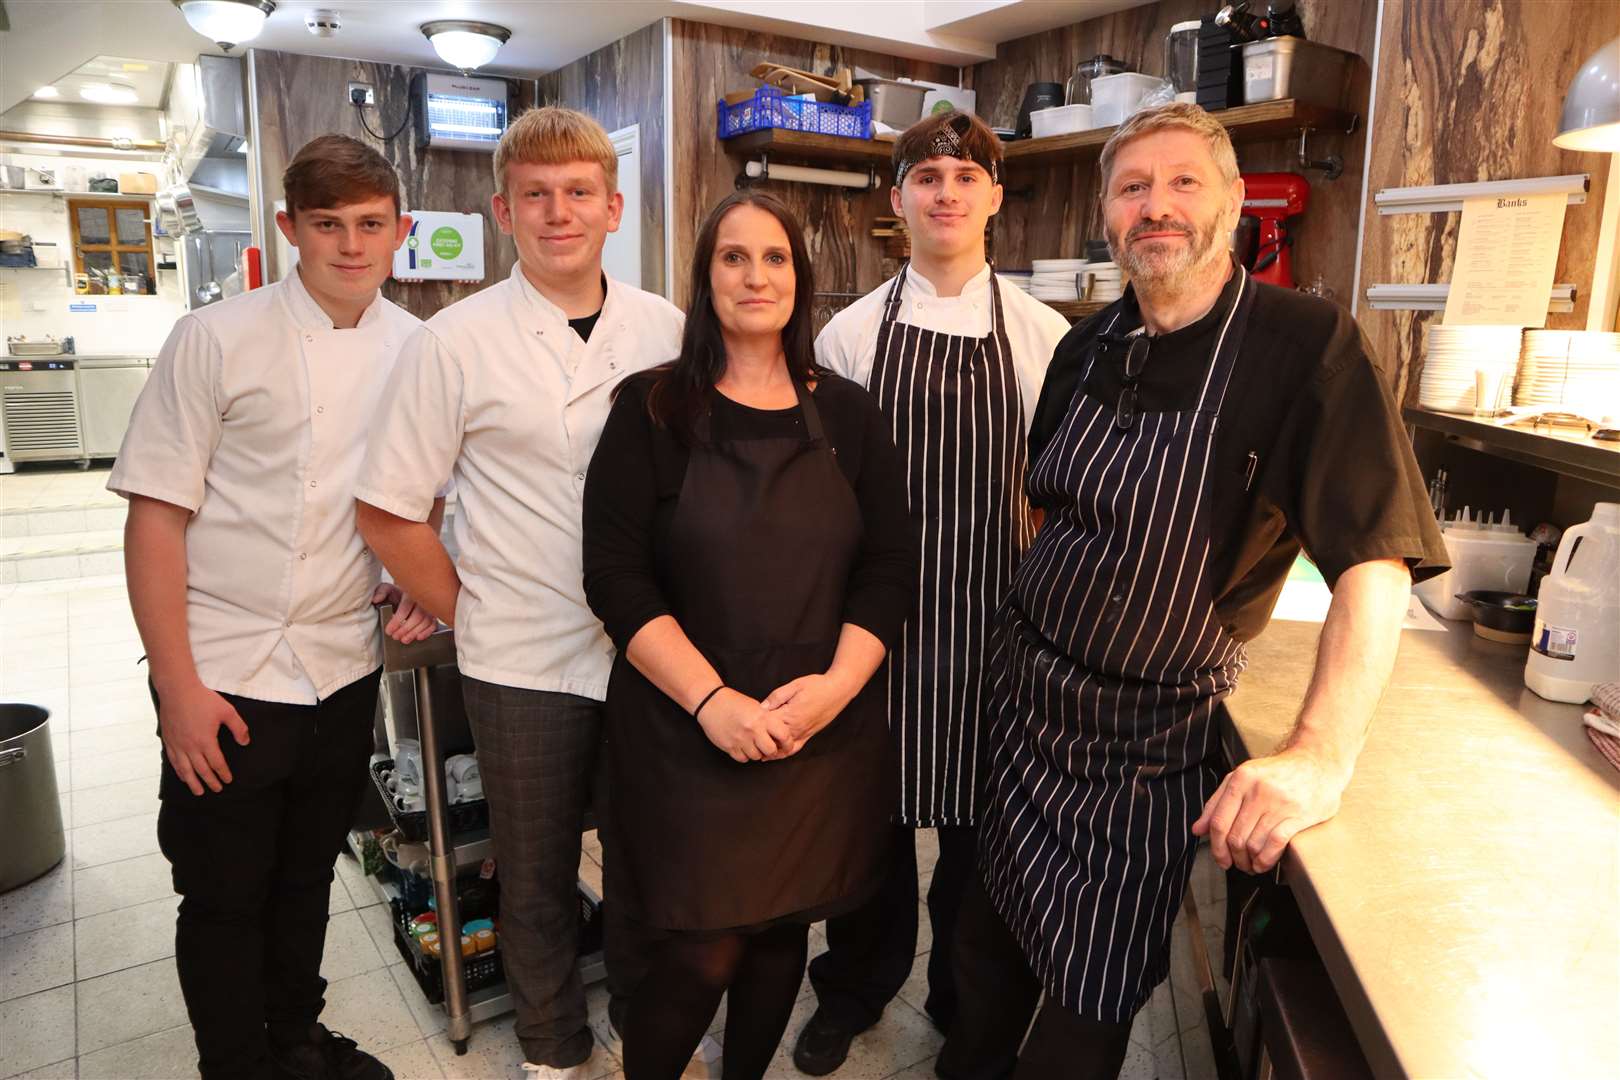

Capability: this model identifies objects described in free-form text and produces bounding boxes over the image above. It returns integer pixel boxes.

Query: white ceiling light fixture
[32,86,60,99]
[421,20,511,72]
[172,0,277,52]
[79,82,140,105]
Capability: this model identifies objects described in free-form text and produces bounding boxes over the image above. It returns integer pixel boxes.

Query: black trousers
[937,877,1133,1080]
[462,678,602,1068]
[807,823,978,1032]
[153,670,381,1080]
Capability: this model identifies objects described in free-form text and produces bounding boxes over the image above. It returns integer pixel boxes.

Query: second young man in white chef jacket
[113,134,438,1080]
[794,110,1071,1075]
[356,106,684,1078]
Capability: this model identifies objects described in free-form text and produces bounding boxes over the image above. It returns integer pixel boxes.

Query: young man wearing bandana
[793,110,1071,1075]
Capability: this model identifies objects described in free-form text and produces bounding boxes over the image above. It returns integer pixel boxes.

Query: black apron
[977,268,1256,1022]
[603,380,893,932]
[866,264,1033,827]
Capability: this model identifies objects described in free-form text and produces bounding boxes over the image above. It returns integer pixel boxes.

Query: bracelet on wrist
[692,684,726,719]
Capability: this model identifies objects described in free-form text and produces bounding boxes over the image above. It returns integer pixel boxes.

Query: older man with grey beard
[934,103,1449,1080]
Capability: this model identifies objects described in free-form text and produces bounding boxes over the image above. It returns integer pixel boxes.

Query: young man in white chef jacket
[355,106,684,1078]
[112,134,439,1080]
[793,110,1071,1075]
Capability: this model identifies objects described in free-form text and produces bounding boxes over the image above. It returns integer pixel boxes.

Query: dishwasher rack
[358,606,606,1056]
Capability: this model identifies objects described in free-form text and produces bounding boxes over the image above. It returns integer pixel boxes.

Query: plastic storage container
[717,87,872,140]
[0,704,66,892]
[1091,73,1168,127]
[853,77,928,129]
[1030,104,1094,138]
[1240,37,1354,108]
[1413,509,1538,622]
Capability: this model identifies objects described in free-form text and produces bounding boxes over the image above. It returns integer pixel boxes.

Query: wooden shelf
[718,100,1354,173]
[1403,407,1620,488]
[721,128,895,167]
[1004,100,1356,166]
[1044,299,1110,322]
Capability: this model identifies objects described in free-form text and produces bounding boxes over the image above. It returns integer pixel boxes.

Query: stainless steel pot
[0,704,66,892]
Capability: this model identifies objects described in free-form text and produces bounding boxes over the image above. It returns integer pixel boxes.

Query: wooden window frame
[67,197,155,294]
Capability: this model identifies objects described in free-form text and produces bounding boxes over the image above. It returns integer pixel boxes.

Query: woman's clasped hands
[696,672,859,763]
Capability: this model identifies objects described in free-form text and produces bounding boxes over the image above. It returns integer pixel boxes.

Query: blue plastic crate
[717,86,872,141]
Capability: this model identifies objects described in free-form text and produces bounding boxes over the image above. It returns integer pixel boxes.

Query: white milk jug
[1525,502,1620,703]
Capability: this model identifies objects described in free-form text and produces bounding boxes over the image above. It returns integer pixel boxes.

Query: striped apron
[867,264,1033,827]
[978,268,1256,1021]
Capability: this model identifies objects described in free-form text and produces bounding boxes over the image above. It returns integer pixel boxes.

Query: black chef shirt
[1028,263,1450,642]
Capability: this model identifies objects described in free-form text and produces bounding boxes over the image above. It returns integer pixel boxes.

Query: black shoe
[270,1023,394,1080]
[792,1008,859,1076]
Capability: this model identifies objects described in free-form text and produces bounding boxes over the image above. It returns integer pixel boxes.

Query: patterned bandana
[895,114,1001,186]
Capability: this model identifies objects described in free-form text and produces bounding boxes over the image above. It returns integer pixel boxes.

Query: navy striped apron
[978,268,1255,1021]
[867,264,1033,827]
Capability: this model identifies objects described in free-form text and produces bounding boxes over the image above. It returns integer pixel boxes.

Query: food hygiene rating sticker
[394,211,485,282]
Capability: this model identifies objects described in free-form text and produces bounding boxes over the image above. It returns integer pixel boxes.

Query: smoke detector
[305,9,341,36]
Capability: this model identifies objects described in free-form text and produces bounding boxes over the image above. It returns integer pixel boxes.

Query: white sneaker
[692,1035,723,1064]
[682,1035,724,1078]
[518,1063,590,1079]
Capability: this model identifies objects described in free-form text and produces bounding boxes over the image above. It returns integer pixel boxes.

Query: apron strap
[1194,266,1255,418]
[881,263,911,323]
[793,376,829,446]
[1081,307,1126,383]
[986,264,1013,348]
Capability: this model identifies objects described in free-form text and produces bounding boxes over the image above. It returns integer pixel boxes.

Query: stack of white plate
[1084,261,1123,303]
[1418,324,1523,413]
[1028,258,1123,303]
[996,271,1033,295]
[1028,258,1088,302]
[1515,330,1620,419]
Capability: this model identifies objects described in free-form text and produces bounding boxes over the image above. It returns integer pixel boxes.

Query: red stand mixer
[1238,172,1308,287]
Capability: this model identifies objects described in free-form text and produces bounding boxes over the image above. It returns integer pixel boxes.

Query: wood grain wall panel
[1354,0,1620,406]
[535,20,668,297]
[974,0,1375,302]
[249,50,535,320]
[667,17,959,310]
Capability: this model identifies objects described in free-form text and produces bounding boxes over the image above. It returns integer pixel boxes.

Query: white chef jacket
[356,266,685,699]
[815,263,1071,430]
[108,269,423,705]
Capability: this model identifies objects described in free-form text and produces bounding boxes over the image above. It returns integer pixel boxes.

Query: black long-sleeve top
[583,371,917,653]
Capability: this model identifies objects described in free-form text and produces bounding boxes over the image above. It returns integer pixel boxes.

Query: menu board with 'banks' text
[1443,192,1567,327]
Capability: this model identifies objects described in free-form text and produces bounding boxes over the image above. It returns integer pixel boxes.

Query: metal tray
[7,341,65,357]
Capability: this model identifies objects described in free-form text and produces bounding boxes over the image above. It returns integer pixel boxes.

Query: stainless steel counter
[1221,617,1620,1079]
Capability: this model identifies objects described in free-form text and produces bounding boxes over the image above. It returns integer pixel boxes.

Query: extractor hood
[160,54,250,236]
[168,54,247,181]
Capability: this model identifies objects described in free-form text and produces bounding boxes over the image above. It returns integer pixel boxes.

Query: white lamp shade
[176,0,273,48]
[428,29,504,71]
[1555,36,1620,151]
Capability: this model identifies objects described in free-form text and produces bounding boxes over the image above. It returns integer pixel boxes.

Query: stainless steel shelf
[0,187,155,202]
[1404,407,1620,487]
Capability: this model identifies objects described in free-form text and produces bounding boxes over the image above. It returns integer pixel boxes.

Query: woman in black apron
[582,192,914,1079]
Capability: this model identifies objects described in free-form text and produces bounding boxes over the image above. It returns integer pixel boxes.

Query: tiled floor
[0,469,1228,1080]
